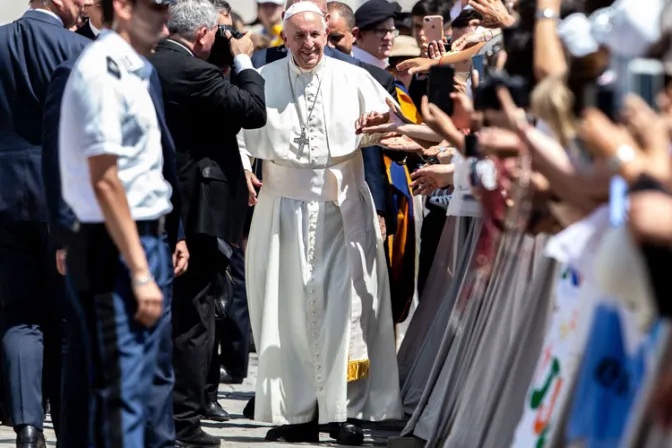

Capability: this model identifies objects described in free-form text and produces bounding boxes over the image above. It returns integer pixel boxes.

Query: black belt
[136,216,165,237]
[78,216,165,237]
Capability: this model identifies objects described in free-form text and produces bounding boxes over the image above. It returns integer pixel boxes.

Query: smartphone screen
[465,134,479,158]
[428,65,455,115]
[471,55,485,80]
[627,59,665,109]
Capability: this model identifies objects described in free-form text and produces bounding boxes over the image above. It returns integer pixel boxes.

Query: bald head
[327,2,354,30]
[285,0,328,14]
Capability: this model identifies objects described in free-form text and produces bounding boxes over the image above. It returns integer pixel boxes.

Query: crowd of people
[2,0,672,447]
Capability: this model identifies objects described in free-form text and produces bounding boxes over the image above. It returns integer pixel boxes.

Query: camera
[473,70,530,111]
[208,25,244,69]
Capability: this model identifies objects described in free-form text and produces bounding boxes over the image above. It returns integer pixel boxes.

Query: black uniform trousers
[0,214,65,434]
[205,242,251,402]
[172,232,223,438]
[65,222,173,447]
[417,205,447,298]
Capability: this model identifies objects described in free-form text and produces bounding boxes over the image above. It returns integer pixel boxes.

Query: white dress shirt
[352,46,389,70]
[59,30,173,223]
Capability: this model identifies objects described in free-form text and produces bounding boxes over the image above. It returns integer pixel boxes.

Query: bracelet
[535,8,559,20]
[132,273,154,288]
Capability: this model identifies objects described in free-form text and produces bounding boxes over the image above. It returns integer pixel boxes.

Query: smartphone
[627,58,665,109]
[472,55,485,80]
[465,133,479,158]
[583,83,618,122]
[428,64,455,115]
[423,15,444,44]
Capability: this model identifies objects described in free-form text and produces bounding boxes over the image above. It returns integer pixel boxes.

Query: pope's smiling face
[282,11,327,70]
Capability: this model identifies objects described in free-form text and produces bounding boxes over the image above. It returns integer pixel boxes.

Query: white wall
[228,0,417,23]
[0,2,29,25]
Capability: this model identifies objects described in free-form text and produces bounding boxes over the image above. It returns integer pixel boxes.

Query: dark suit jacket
[75,20,96,40]
[149,40,266,242]
[250,44,393,214]
[0,10,89,221]
[42,55,185,249]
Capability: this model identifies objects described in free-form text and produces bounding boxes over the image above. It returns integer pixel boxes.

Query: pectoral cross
[294,128,309,158]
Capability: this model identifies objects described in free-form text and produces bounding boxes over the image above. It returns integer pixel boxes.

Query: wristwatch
[608,144,636,173]
[132,273,154,287]
[536,8,559,20]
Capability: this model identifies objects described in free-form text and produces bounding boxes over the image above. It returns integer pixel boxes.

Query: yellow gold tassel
[347,359,370,382]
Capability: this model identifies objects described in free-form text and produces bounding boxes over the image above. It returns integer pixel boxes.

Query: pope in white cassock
[239,1,402,444]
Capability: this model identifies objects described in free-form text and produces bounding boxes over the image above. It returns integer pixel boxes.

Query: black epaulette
[106,56,121,79]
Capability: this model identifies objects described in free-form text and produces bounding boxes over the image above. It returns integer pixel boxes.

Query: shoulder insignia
[106,56,121,79]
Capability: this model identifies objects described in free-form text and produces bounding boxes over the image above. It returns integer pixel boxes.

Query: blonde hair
[530,75,576,149]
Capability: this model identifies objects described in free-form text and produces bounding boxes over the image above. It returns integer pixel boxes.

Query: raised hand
[396,57,439,76]
[450,91,476,129]
[420,95,464,150]
[358,98,411,134]
[576,108,643,184]
[452,30,487,51]
[428,40,447,60]
[229,31,255,57]
[379,134,423,152]
[620,94,671,184]
[468,0,515,28]
[410,164,455,196]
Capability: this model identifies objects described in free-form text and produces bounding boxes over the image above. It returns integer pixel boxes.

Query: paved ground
[0,354,402,447]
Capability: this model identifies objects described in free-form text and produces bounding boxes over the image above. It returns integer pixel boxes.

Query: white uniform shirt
[59,30,172,223]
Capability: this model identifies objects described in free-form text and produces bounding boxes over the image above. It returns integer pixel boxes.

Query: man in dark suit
[43,38,187,448]
[0,3,88,446]
[149,0,266,446]
[75,0,103,40]
[249,0,394,240]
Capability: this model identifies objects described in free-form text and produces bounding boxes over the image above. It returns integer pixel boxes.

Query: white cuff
[240,150,253,171]
[233,54,253,74]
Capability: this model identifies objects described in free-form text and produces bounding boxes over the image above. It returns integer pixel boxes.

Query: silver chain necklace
[287,58,325,159]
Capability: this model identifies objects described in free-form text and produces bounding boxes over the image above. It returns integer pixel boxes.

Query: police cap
[355,0,402,31]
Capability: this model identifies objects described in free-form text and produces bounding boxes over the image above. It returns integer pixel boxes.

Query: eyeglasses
[371,28,399,38]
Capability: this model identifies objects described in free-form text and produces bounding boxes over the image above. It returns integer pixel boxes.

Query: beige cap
[389,35,421,59]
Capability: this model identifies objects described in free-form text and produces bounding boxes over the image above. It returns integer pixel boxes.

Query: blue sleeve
[362,145,387,214]
[177,219,185,242]
[251,48,267,68]
[42,62,77,248]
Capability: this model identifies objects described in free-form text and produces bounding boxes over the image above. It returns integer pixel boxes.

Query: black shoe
[265,422,319,443]
[204,401,230,422]
[219,367,243,385]
[175,427,220,447]
[329,421,364,446]
[16,425,46,448]
[242,396,255,420]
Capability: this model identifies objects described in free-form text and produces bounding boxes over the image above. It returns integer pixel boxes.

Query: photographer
[148,0,266,446]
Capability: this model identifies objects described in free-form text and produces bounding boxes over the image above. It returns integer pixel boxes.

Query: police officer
[58,0,175,444]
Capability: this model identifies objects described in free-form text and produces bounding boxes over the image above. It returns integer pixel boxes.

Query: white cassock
[239,54,403,425]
